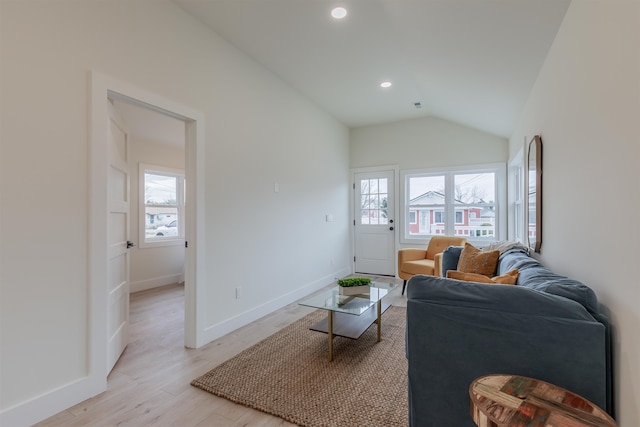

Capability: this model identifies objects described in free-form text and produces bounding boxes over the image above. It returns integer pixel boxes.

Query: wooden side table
[469,374,616,427]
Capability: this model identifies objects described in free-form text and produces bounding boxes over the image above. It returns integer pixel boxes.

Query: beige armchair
[398,235,467,295]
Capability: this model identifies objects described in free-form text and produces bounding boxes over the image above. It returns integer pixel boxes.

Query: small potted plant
[337,277,372,296]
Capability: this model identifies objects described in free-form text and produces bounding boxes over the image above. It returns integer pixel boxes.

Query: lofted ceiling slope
[173,0,570,137]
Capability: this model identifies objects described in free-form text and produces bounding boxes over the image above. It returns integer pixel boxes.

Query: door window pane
[360,178,389,225]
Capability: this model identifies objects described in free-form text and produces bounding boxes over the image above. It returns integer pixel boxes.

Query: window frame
[400,163,506,246]
[508,146,526,244]
[139,163,185,248]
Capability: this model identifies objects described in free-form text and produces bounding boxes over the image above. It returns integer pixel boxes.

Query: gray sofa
[406,247,612,427]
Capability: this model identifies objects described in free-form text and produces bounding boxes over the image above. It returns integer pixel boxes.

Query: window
[401,164,505,244]
[407,175,444,236]
[409,211,417,224]
[360,178,389,225]
[508,148,525,243]
[140,164,185,247]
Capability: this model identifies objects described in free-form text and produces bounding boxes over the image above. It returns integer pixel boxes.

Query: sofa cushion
[402,259,435,276]
[457,243,500,276]
[447,269,519,285]
[498,249,599,315]
[441,246,464,277]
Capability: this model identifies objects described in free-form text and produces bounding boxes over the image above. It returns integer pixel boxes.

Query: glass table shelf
[299,282,398,361]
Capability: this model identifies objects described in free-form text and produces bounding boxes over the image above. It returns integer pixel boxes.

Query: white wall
[129,137,186,293]
[509,1,640,425]
[350,116,508,171]
[0,1,349,423]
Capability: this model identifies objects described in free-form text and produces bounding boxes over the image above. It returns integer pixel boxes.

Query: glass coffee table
[299,282,397,361]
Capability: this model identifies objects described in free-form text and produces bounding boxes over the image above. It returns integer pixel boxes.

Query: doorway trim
[350,165,400,276]
[89,71,206,392]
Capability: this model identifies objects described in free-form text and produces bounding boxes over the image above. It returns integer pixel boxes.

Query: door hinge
[354,256,356,262]
[353,183,355,189]
[185,241,188,248]
[353,220,356,226]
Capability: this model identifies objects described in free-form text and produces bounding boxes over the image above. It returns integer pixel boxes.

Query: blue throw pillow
[441,246,464,277]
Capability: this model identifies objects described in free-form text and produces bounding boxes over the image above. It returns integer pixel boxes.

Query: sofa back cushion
[499,249,599,315]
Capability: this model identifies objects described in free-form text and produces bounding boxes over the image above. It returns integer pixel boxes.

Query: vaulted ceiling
[173,0,570,138]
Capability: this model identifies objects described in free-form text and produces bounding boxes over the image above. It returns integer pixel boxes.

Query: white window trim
[508,146,526,244]
[400,162,506,246]
[139,163,185,248]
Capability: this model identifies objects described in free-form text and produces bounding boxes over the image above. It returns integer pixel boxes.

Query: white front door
[354,170,395,275]
[106,101,131,374]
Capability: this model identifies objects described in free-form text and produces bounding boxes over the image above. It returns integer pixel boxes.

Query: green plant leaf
[337,277,371,287]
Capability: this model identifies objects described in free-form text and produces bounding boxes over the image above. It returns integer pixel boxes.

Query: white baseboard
[0,375,105,427]
[2,269,348,426]
[130,273,184,293]
[202,267,350,344]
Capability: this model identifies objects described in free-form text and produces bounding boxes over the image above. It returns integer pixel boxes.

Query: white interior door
[106,101,131,374]
[354,170,395,275]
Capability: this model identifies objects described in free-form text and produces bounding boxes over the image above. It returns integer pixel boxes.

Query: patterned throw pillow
[446,269,519,285]
[457,243,500,276]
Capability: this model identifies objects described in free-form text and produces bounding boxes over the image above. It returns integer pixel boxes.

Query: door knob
[127,241,136,249]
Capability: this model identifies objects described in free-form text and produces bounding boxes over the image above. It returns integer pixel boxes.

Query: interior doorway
[112,99,186,292]
[109,99,187,372]
[90,71,206,391]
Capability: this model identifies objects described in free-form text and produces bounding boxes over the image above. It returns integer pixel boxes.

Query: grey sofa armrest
[406,275,608,427]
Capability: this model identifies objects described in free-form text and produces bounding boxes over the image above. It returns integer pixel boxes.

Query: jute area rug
[191,306,408,427]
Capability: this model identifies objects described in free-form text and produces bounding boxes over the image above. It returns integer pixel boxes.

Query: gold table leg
[328,311,333,362]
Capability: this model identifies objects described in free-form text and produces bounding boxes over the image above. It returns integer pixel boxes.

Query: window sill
[139,238,185,249]
[401,236,498,248]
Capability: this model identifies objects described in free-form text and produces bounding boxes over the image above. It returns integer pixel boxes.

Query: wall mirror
[527,135,542,252]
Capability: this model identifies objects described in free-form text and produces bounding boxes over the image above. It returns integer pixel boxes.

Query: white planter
[339,285,370,296]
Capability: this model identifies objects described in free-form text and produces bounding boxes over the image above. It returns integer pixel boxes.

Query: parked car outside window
[155,220,178,237]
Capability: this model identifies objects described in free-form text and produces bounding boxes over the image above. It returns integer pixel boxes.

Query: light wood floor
[35,276,405,427]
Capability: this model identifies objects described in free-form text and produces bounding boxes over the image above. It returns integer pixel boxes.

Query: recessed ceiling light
[331,7,347,19]
[380,81,392,88]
